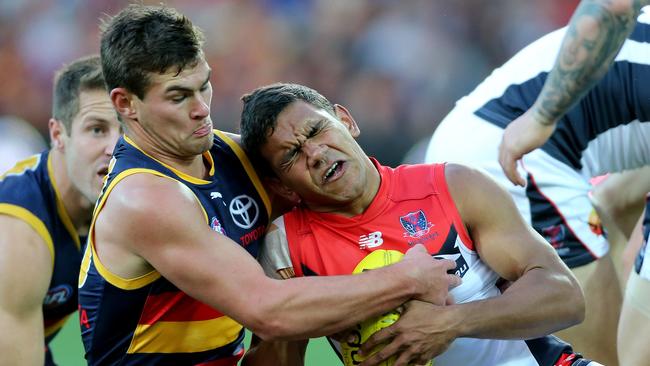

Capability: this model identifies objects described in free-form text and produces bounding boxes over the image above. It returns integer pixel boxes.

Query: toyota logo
[229,195,259,229]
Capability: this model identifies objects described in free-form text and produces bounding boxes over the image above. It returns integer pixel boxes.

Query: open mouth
[323,161,344,183]
[97,166,109,178]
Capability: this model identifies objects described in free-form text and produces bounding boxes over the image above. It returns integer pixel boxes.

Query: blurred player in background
[0,116,47,173]
[240,83,588,366]
[425,6,650,365]
[0,55,121,365]
[77,5,458,365]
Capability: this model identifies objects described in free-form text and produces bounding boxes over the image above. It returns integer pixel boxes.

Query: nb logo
[229,195,259,229]
[359,232,383,249]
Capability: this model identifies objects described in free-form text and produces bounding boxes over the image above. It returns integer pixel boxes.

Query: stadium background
[1,0,578,364]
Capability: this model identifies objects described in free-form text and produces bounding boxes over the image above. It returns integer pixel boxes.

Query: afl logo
[44,284,73,307]
[229,195,259,229]
[211,216,225,235]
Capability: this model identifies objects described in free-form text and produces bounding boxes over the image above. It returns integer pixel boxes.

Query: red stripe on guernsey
[196,348,244,366]
[138,291,223,325]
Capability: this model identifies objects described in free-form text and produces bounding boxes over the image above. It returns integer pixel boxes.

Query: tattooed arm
[499,0,649,186]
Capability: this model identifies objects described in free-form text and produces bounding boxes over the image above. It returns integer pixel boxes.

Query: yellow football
[340,250,432,366]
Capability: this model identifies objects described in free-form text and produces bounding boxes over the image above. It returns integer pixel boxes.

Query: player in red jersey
[239,83,591,366]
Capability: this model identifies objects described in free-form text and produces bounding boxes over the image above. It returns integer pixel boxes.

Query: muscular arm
[0,215,52,366]
[96,174,458,341]
[445,164,584,339]
[499,0,649,186]
[532,0,647,126]
[361,165,585,365]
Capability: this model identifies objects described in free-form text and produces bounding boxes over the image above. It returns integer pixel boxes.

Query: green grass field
[51,312,341,365]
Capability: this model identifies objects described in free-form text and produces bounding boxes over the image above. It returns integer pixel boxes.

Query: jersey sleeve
[258,216,295,279]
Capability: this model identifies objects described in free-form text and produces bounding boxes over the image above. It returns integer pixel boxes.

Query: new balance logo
[359,231,383,249]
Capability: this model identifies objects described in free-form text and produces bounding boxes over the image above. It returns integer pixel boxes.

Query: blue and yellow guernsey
[78,131,270,365]
[0,151,83,363]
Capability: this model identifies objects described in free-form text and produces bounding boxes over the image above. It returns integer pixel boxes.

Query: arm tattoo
[532,0,647,126]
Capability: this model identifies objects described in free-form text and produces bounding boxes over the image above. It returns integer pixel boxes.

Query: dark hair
[100,4,205,99]
[240,83,335,173]
[52,55,106,134]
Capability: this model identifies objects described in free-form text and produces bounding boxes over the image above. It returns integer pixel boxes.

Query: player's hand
[401,244,461,305]
[498,109,556,187]
[359,300,456,366]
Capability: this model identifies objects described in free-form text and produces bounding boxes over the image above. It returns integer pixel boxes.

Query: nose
[303,141,327,169]
[190,95,210,120]
[105,128,121,156]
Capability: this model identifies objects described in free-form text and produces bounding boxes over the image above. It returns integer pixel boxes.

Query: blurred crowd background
[0,0,578,167]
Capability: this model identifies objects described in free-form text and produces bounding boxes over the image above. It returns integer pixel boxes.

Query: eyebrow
[164,70,212,94]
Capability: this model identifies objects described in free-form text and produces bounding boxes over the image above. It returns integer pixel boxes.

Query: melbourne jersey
[463,8,650,172]
[260,161,570,366]
[0,151,83,365]
[78,131,270,365]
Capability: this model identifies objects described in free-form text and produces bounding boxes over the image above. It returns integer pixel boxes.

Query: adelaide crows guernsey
[0,151,83,356]
[78,131,270,365]
[260,161,575,366]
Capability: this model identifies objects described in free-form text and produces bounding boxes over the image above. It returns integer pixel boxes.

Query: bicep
[0,216,51,361]
[445,165,563,281]
[108,178,274,320]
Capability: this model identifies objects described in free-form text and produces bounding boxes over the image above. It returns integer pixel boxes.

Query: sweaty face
[61,89,122,202]
[133,59,213,158]
[261,101,379,214]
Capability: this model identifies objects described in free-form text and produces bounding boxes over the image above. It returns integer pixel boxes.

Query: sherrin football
[340,249,433,366]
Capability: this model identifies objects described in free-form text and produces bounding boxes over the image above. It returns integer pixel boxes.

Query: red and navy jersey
[0,151,83,345]
[78,131,270,365]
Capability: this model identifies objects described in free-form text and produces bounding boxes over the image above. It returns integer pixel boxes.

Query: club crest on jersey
[541,224,566,249]
[44,284,73,308]
[210,216,225,235]
[400,210,433,238]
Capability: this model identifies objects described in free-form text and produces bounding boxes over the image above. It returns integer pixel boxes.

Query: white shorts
[425,108,650,267]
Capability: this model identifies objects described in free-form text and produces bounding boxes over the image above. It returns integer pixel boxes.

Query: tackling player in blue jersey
[0,55,121,365]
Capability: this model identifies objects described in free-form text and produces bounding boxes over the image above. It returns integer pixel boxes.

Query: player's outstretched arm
[96,174,459,341]
[0,215,53,365]
[499,0,649,186]
[360,164,585,366]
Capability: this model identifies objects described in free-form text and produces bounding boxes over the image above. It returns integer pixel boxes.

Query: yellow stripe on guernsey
[47,153,80,250]
[44,314,70,337]
[0,204,55,268]
[127,316,243,354]
[0,155,40,181]
[213,130,272,219]
[123,135,215,185]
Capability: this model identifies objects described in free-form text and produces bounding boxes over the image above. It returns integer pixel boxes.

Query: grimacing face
[131,59,214,159]
[60,89,122,202]
[260,101,378,214]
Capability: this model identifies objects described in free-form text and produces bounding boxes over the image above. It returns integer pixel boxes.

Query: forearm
[250,267,418,341]
[532,0,644,125]
[453,268,584,340]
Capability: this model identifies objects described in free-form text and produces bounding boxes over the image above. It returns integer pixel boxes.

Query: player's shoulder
[106,172,196,219]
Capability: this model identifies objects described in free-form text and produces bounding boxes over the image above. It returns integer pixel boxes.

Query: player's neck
[50,149,93,234]
[125,131,209,180]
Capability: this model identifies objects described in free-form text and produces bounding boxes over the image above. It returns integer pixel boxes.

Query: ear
[265,176,301,206]
[333,104,360,138]
[110,88,138,121]
[48,118,66,151]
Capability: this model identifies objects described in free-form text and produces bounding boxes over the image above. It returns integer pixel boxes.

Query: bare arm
[444,165,584,338]
[499,0,649,186]
[361,165,584,365]
[0,215,52,366]
[96,174,459,341]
